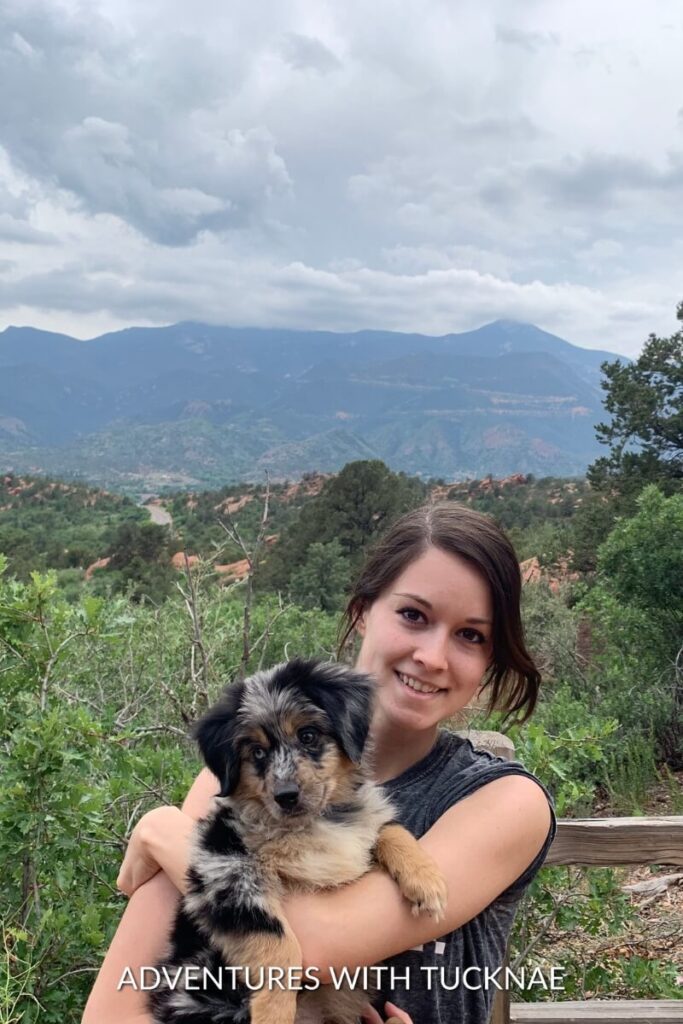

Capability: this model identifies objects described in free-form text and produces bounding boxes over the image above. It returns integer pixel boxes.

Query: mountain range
[0,319,621,491]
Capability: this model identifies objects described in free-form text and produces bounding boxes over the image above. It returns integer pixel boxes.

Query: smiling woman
[83,502,555,1024]
[354,547,495,751]
[341,502,541,738]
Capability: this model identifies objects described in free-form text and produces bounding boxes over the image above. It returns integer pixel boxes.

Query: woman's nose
[413,631,449,672]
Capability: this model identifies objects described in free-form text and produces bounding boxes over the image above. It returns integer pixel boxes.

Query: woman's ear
[355,611,366,637]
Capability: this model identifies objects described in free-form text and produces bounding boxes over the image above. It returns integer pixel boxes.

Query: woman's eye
[460,628,485,645]
[252,746,267,761]
[298,728,319,747]
[398,607,424,624]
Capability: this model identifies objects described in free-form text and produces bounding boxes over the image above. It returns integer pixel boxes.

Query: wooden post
[463,729,515,1024]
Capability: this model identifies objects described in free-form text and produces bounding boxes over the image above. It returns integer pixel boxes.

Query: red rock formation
[84,556,111,580]
[171,552,200,570]
[214,558,251,581]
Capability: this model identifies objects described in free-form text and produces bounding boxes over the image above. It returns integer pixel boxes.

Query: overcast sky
[1,0,682,355]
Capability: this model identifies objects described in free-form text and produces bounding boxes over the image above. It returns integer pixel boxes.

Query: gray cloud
[495,26,560,52]
[452,114,542,142]
[1,0,682,356]
[0,2,291,243]
[280,33,341,73]
[0,214,55,244]
[52,116,290,245]
[530,152,683,206]
[0,221,676,357]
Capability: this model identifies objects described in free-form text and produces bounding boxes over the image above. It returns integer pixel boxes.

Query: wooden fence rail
[510,1000,683,1023]
[547,817,683,868]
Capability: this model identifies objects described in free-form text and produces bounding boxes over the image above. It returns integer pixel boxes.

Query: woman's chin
[382,692,441,731]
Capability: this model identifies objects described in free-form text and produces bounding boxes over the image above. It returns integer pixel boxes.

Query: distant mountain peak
[479,318,559,337]
[0,319,622,489]
[487,318,528,329]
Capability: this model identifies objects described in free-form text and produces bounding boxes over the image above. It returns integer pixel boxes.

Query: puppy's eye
[298,728,319,747]
[252,745,267,762]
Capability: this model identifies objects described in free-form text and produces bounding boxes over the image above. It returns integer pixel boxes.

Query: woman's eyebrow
[394,591,432,609]
[393,592,492,625]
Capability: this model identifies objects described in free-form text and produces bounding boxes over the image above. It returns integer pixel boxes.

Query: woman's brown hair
[337,502,540,724]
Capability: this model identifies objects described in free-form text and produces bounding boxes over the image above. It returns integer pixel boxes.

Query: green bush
[289,539,350,612]
[577,487,683,766]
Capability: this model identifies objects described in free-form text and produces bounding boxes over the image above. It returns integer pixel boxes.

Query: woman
[83,503,556,1024]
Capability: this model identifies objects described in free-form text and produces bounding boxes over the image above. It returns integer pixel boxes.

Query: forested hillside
[0,318,622,487]
[0,475,146,580]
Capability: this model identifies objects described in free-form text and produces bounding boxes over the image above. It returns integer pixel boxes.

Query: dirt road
[146,503,173,527]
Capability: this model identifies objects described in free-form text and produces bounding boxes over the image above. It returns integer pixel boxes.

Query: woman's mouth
[395,670,445,697]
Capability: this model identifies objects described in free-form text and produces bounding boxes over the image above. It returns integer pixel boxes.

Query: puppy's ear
[297,662,373,764]
[192,681,244,797]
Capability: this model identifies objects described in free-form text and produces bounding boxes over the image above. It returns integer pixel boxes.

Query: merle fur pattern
[148,659,444,1024]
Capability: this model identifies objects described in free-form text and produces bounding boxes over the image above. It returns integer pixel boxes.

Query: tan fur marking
[218,916,301,1024]
[293,751,324,789]
[233,761,267,803]
[244,726,271,748]
[375,823,448,921]
[324,751,358,802]
[280,710,324,737]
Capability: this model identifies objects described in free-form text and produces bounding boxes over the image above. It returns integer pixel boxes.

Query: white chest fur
[272,785,395,890]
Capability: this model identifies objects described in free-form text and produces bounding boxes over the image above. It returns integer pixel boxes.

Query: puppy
[149,659,447,1024]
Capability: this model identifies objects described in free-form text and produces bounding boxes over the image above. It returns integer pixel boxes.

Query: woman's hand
[362,1001,414,1024]
[117,805,195,897]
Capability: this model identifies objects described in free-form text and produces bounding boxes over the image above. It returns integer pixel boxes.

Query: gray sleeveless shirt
[371,729,557,1024]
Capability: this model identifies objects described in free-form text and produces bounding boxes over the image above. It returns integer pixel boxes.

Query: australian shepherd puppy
[149,659,446,1024]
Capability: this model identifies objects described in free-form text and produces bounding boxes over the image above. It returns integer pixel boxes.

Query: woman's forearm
[84,771,219,1023]
[84,810,194,1023]
[142,806,196,893]
[82,870,181,1024]
[115,805,196,898]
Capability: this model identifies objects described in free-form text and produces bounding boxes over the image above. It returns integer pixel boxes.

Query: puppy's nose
[273,782,300,810]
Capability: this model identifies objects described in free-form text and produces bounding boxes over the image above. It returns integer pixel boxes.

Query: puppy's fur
[149,659,446,1024]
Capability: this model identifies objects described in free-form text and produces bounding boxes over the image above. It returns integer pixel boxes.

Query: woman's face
[355,546,494,734]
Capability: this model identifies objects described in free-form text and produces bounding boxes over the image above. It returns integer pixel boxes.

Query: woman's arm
[286,774,551,980]
[84,770,550,1020]
[81,768,219,1024]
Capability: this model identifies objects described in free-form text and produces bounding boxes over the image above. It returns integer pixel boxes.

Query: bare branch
[0,634,28,664]
[217,476,272,680]
[123,798,147,839]
[39,629,91,711]
[126,724,189,741]
[256,598,289,671]
[510,868,579,970]
[50,966,100,985]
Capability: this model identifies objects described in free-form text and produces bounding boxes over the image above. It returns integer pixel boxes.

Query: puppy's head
[194,659,373,820]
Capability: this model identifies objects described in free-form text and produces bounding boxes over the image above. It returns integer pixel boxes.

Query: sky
[1,0,682,356]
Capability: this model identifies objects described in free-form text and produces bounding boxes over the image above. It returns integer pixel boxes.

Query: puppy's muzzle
[273,781,300,813]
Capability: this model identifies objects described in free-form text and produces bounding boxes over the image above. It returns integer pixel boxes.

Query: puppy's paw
[375,823,448,921]
[393,862,448,922]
